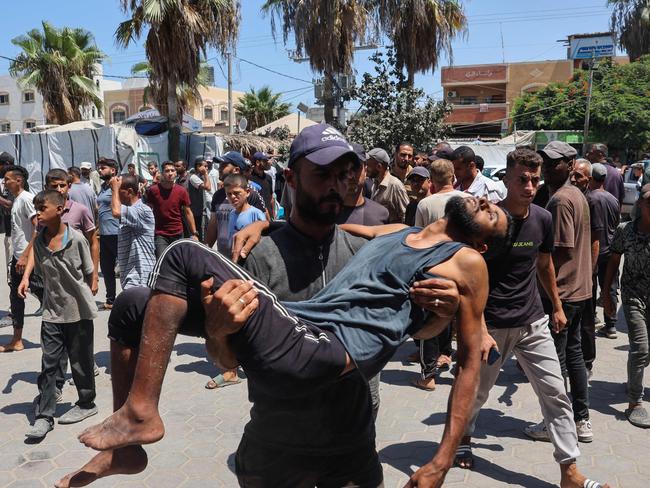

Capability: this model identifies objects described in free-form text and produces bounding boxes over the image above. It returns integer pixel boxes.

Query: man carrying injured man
[57,131,512,488]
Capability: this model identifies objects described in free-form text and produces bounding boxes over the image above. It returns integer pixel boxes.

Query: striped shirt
[118,199,156,289]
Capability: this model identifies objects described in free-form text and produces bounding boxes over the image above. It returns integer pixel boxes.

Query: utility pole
[582,57,595,155]
[227,52,234,135]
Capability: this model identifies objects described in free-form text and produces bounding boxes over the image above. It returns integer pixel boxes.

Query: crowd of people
[0,122,647,488]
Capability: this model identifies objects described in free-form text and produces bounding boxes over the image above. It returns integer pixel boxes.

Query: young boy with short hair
[224,174,266,248]
[20,190,98,439]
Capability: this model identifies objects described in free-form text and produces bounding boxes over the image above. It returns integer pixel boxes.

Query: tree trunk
[167,77,181,161]
[323,75,335,124]
[407,69,415,87]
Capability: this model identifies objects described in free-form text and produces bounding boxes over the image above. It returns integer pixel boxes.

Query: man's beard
[445,196,481,237]
[295,182,343,225]
[100,173,112,181]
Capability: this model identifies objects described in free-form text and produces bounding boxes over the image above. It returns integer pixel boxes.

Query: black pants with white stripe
[108,240,349,399]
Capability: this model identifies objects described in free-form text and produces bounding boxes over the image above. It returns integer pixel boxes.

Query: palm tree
[609,0,650,61]
[130,60,212,114]
[116,0,240,160]
[234,86,291,130]
[9,22,105,125]
[262,0,375,124]
[379,0,467,86]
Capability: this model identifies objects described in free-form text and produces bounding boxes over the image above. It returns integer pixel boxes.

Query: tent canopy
[252,113,317,136]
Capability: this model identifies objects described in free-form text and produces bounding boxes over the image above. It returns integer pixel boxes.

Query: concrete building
[0,75,46,133]
[441,34,627,137]
[0,63,121,133]
[103,81,244,133]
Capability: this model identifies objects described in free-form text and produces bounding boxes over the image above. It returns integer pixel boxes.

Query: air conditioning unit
[447,90,458,98]
[479,103,489,113]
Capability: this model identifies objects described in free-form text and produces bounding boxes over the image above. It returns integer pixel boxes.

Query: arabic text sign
[570,35,615,60]
[442,64,507,84]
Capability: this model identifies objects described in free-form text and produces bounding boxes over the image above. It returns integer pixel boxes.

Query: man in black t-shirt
[249,152,275,219]
[455,149,608,488]
[589,163,621,339]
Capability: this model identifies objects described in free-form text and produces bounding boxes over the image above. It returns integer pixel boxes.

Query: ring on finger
[238,298,246,306]
[434,298,440,307]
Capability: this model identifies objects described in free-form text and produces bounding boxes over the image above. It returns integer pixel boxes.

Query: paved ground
[0,251,648,487]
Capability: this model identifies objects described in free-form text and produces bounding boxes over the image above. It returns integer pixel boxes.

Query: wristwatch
[192,231,199,237]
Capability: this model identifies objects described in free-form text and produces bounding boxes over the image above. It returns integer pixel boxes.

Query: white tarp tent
[448,142,516,170]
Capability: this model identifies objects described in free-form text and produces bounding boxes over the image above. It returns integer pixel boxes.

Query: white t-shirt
[415,190,469,227]
[11,190,36,258]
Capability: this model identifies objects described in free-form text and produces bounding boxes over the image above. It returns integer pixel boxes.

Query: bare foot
[0,341,24,352]
[78,404,164,451]
[55,445,147,487]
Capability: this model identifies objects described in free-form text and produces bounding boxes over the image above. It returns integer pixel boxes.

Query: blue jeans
[549,299,590,422]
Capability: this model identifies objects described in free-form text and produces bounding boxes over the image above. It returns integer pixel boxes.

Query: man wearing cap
[586,143,624,207]
[80,162,101,195]
[452,146,503,204]
[205,152,267,256]
[587,163,621,340]
[366,147,409,223]
[96,158,121,310]
[537,141,595,442]
[404,166,431,226]
[187,156,212,242]
[337,143,389,226]
[145,161,198,257]
[604,184,650,428]
[249,152,275,220]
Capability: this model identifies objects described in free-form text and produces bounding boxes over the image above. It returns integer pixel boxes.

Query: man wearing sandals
[454,148,609,488]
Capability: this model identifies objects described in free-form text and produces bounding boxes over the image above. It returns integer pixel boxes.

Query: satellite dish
[238,117,248,133]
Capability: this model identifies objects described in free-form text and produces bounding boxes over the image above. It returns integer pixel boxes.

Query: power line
[236,56,313,85]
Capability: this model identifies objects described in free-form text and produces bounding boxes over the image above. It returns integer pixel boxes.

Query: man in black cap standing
[188,156,212,242]
[588,163,621,340]
[404,166,431,226]
[537,141,595,443]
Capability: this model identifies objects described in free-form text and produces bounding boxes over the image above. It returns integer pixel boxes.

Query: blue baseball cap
[407,166,430,180]
[252,151,269,161]
[221,151,247,171]
[289,123,359,168]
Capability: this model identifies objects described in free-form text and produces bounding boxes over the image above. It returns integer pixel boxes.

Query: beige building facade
[441,56,628,137]
[104,81,244,133]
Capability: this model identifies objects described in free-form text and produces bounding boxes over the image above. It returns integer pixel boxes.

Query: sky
[0,1,619,111]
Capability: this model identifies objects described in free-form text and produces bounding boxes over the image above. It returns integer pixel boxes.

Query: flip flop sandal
[454,444,473,469]
[583,480,604,488]
[435,355,452,371]
[205,373,241,389]
[411,377,436,391]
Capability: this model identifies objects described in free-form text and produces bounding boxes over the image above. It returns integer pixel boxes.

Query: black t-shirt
[484,204,554,329]
[337,198,389,226]
[586,189,620,256]
[250,172,274,217]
